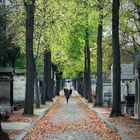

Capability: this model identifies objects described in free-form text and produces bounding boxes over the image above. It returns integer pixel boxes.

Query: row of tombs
[0,66,64,117]
[0,68,61,119]
[0,53,140,119]
[91,52,140,119]
[0,68,29,119]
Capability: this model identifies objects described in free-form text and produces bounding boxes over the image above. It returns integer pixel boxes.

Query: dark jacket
[64,88,72,99]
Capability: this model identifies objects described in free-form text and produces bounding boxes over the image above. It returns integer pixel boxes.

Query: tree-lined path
[24,91,120,140]
[0,0,140,139]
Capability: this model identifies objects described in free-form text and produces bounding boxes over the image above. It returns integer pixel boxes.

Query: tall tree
[86,32,92,102]
[45,49,52,101]
[84,39,88,99]
[110,0,122,117]
[55,71,62,96]
[23,0,35,115]
[42,50,47,104]
[0,13,9,127]
[51,64,55,98]
[34,64,40,108]
[84,3,92,102]
[95,0,103,106]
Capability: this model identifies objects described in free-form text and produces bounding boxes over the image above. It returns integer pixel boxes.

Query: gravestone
[103,82,112,107]
[91,78,96,97]
[0,77,11,100]
[0,67,13,117]
[13,69,26,102]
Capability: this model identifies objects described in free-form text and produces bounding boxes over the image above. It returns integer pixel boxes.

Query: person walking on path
[64,88,72,103]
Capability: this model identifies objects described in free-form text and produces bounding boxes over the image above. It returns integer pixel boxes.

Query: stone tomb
[121,64,135,115]
[103,82,112,107]
[13,69,26,102]
[91,78,96,96]
[111,64,135,115]
[0,67,14,115]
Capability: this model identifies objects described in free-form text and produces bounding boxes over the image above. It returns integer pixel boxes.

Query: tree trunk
[73,79,76,90]
[46,50,52,101]
[84,45,88,99]
[87,43,92,102]
[23,1,35,115]
[110,0,122,117]
[51,66,55,98]
[43,50,47,102]
[79,77,83,95]
[76,76,80,94]
[43,50,53,102]
[95,2,103,106]
[34,68,40,108]
[42,50,47,104]
[85,25,92,102]
[0,2,6,33]
[62,79,65,89]
[80,76,84,96]
[55,72,61,96]
[76,78,79,91]
[39,80,44,104]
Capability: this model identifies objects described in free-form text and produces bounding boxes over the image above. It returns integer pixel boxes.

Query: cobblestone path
[47,95,102,140]
[25,91,120,140]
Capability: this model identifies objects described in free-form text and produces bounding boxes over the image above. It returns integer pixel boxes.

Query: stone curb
[80,98,122,136]
[15,97,58,140]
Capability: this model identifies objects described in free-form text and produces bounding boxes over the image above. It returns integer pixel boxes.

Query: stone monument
[0,67,14,118]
